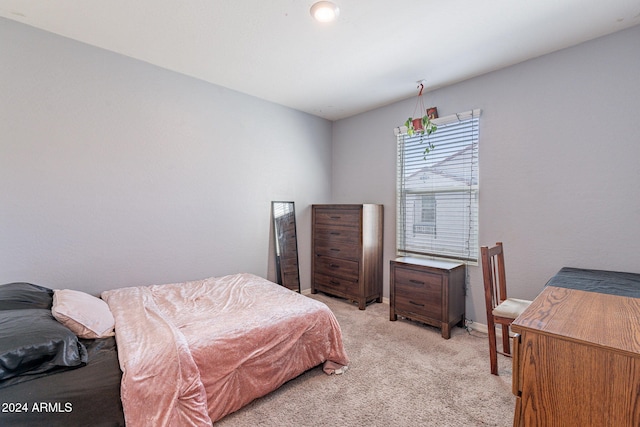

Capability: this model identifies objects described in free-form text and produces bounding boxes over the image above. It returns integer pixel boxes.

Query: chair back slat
[496,244,508,303]
[481,242,507,312]
[491,258,499,308]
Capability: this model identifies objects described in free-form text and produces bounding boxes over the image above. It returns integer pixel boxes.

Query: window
[413,194,436,236]
[395,109,480,262]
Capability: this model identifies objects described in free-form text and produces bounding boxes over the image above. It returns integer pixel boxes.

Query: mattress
[546,267,640,298]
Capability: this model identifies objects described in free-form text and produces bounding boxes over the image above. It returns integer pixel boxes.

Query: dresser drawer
[314,224,360,243]
[314,256,359,281]
[314,208,360,228]
[314,272,358,295]
[313,239,360,260]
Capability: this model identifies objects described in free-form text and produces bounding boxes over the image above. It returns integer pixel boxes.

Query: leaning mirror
[271,201,301,292]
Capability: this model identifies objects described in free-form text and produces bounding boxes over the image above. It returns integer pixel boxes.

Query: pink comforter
[102,273,349,426]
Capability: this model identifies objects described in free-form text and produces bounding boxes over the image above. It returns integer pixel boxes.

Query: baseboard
[469,321,488,334]
[467,321,519,340]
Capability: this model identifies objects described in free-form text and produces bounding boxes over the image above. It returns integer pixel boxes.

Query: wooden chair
[480,242,532,375]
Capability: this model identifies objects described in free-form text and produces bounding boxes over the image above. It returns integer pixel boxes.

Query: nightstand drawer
[395,287,442,319]
[394,267,442,291]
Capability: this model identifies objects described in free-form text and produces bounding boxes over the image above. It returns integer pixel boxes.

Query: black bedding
[0,282,124,426]
[546,267,640,298]
[0,337,124,427]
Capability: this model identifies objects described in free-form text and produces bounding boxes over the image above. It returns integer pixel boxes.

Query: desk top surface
[513,268,640,356]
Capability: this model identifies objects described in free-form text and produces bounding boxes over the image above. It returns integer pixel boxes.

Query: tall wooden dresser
[311,204,383,310]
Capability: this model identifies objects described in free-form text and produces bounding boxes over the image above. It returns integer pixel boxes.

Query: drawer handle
[330,232,341,236]
[409,279,424,285]
[330,280,340,285]
[330,248,341,253]
[329,264,341,269]
[409,301,425,307]
[330,216,341,219]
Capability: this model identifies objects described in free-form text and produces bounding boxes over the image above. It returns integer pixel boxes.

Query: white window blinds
[395,109,480,262]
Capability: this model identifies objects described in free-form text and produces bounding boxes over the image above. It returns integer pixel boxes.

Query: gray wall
[0,18,332,295]
[332,24,640,324]
[3,17,639,325]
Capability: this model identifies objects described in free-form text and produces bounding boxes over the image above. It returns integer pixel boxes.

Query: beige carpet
[216,293,515,426]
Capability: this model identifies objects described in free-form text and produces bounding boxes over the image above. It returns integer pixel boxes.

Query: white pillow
[52,289,115,339]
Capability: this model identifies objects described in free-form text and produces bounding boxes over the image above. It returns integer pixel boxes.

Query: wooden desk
[511,278,640,426]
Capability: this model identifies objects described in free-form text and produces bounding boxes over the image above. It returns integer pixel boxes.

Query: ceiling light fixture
[310,1,340,23]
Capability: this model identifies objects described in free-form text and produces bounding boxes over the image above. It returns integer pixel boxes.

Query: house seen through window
[413,194,436,236]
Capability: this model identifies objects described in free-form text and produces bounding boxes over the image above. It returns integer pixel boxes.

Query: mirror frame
[271,201,301,292]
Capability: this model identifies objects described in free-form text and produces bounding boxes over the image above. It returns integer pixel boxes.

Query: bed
[0,273,349,426]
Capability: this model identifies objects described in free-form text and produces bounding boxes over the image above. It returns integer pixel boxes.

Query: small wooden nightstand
[390,257,466,339]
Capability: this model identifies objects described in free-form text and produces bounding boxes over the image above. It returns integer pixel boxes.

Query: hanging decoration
[403,82,438,155]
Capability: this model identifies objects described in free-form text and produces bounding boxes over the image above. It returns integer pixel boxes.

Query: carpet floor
[216,293,515,426]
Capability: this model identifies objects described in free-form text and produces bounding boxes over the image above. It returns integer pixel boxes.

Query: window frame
[395,109,480,263]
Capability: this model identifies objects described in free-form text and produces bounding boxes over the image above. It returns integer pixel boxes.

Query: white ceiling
[1,0,639,120]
